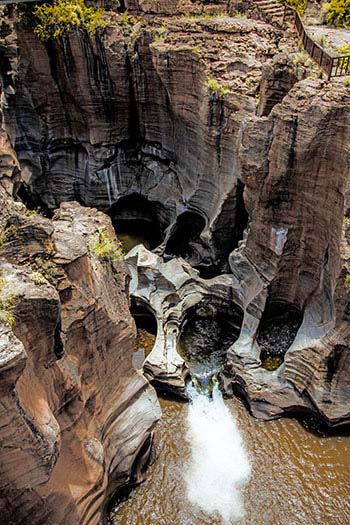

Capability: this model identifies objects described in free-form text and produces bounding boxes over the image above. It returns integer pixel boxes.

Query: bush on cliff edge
[278,0,307,15]
[324,0,350,27]
[31,0,106,41]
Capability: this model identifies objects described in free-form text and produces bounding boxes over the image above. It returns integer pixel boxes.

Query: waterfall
[185,382,251,524]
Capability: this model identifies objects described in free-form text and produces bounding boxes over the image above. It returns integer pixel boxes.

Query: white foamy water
[185,383,251,524]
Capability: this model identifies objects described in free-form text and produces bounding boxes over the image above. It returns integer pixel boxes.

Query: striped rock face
[0,195,160,524]
[0,2,349,523]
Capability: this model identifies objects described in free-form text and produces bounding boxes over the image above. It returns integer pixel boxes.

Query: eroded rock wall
[0,1,349,431]
[223,81,350,425]
[1,5,293,272]
[0,190,160,524]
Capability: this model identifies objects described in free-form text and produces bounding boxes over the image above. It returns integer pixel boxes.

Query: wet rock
[0,0,349,453]
[1,7,293,271]
[125,244,244,398]
[223,81,350,427]
[0,200,161,524]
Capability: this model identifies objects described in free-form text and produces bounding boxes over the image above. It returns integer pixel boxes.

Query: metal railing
[255,2,350,80]
[294,9,350,80]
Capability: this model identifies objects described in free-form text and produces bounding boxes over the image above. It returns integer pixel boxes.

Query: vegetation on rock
[261,355,284,371]
[279,0,306,14]
[344,272,350,288]
[339,43,350,55]
[206,75,230,97]
[0,273,16,327]
[88,229,123,266]
[338,42,350,72]
[29,0,107,41]
[324,0,350,28]
[293,51,313,67]
[30,256,60,285]
[30,270,48,286]
[0,224,19,248]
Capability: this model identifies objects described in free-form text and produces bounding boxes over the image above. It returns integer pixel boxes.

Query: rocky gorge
[0,0,349,523]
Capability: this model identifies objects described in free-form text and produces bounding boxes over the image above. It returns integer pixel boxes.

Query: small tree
[324,0,350,28]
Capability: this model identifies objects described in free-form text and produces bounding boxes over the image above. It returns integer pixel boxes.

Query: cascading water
[109,293,349,525]
[185,380,251,525]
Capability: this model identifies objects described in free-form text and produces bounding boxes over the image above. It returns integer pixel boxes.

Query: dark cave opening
[16,182,53,218]
[109,194,168,253]
[164,211,206,261]
[53,320,64,360]
[130,298,157,368]
[257,300,303,370]
[178,298,244,389]
[130,298,157,336]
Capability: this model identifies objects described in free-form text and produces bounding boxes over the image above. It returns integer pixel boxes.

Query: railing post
[327,58,333,81]
[311,41,315,58]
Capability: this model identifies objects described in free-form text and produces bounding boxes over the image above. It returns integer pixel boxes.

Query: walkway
[252,0,350,79]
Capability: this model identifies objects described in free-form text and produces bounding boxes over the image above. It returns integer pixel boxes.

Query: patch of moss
[88,229,124,266]
[206,75,230,97]
[261,355,284,371]
[0,272,16,327]
[344,273,350,289]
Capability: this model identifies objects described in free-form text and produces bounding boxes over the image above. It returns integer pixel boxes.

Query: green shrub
[261,355,284,371]
[324,0,350,27]
[206,75,230,97]
[344,273,350,289]
[0,273,16,327]
[32,0,107,41]
[278,0,306,14]
[88,229,123,266]
[30,270,47,286]
[337,42,350,73]
[338,43,350,55]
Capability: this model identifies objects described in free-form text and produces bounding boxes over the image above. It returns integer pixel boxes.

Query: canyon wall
[0,189,160,524]
[1,2,293,273]
[223,80,350,425]
[0,6,349,524]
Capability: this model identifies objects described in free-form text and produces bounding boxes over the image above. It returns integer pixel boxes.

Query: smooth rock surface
[0,196,161,524]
